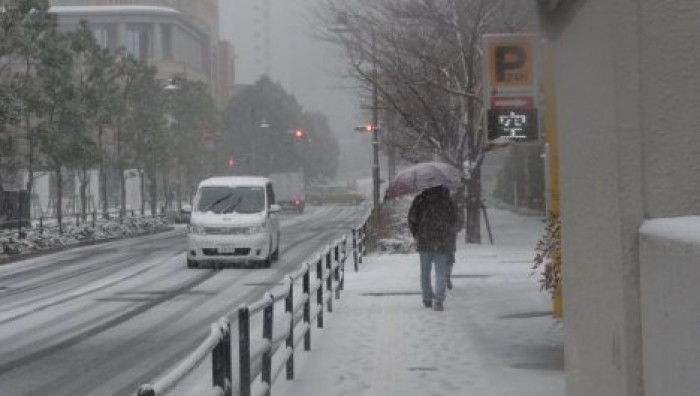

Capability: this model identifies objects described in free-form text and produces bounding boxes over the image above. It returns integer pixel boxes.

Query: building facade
[539,1,700,395]
[50,0,235,108]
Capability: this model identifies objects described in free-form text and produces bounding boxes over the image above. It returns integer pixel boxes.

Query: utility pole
[371,29,380,221]
[250,106,257,175]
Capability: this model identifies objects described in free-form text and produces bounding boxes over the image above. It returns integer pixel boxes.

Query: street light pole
[331,13,381,218]
[251,106,258,174]
[371,29,380,221]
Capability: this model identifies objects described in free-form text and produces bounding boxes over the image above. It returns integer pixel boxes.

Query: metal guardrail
[352,212,370,272]
[135,212,372,396]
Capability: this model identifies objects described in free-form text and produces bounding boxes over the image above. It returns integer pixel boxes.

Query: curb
[0,226,176,266]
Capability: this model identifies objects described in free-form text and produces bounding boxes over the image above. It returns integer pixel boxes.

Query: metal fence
[136,212,372,396]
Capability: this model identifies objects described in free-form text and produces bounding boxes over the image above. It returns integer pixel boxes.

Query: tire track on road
[0,269,219,376]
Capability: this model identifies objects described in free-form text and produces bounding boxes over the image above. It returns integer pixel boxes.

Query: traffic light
[227,156,236,168]
[354,123,376,132]
[293,129,305,140]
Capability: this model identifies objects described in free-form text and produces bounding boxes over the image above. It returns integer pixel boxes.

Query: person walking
[408,184,458,311]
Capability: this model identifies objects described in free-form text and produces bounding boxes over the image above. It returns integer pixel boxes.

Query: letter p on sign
[488,37,534,88]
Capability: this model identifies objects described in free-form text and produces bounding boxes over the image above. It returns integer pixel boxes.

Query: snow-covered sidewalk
[275,208,564,396]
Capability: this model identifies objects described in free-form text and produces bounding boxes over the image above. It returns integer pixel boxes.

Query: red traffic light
[293,129,305,139]
[353,124,377,132]
[227,157,236,168]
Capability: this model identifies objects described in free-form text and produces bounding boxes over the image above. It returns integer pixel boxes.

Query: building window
[92,26,109,48]
[126,25,150,59]
[162,25,173,60]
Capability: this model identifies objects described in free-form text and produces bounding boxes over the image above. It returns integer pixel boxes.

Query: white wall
[640,217,700,396]
[556,2,643,395]
[125,170,142,211]
[32,173,51,216]
[26,170,147,217]
[556,1,700,396]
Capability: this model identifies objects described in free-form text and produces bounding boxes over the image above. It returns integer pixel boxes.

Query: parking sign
[483,34,540,141]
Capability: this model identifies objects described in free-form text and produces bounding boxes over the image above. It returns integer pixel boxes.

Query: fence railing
[136,212,372,396]
[352,213,370,272]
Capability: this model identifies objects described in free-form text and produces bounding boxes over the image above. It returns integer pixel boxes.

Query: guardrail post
[39,217,44,235]
[316,258,324,328]
[285,276,295,380]
[333,244,341,298]
[238,305,251,396]
[261,296,273,395]
[75,213,80,227]
[303,264,311,351]
[325,249,333,313]
[339,239,346,291]
[352,228,358,272]
[212,319,232,396]
[92,211,96,228]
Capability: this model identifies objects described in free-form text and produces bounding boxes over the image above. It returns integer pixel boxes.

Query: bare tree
[316,0,532,242]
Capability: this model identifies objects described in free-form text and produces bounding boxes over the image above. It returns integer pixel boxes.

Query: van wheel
[261,239,273,268]
[271,231,280,261]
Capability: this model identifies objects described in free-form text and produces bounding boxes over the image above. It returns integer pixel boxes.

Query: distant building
[217,40,236,108]
[49,0,235,108]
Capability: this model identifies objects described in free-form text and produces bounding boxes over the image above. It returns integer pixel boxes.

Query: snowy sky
[219,0,372,182]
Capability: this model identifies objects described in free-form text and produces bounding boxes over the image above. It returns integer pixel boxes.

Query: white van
[187,176,281,268]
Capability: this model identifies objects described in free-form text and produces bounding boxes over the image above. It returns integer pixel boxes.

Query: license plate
[218,245,236,254]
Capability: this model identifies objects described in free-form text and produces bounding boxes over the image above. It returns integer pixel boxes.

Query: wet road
[0,205,368,396]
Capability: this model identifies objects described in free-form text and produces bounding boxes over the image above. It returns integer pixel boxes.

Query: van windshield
[196,186,265,214]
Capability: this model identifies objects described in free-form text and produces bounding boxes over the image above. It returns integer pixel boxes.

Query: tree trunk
[98,124,109,218]
[148,166,157,217]
[465,166,481,244]
[56,166,63,234]
[79,168,88,220]
[24,60,34,202]
[25,116,34,199]
[162,171,170,213]
[139,169,146,216]
[117,118,126,219]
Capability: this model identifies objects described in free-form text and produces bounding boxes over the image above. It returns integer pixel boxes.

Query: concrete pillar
[117,22,126,50]
[152,23,162,60]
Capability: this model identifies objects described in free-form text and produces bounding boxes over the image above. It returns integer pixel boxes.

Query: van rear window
[195,186,265,214]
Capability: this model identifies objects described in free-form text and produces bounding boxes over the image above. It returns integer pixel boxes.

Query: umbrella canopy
[384,162,464,200]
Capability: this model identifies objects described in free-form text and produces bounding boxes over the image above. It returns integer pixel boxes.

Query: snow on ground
[274,207,564,396]
[0,215,171,262]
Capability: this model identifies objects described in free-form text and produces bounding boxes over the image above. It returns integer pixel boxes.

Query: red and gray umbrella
[384,161,464,200]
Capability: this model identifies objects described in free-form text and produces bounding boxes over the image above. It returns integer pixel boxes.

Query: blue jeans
[419,251,449,303]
